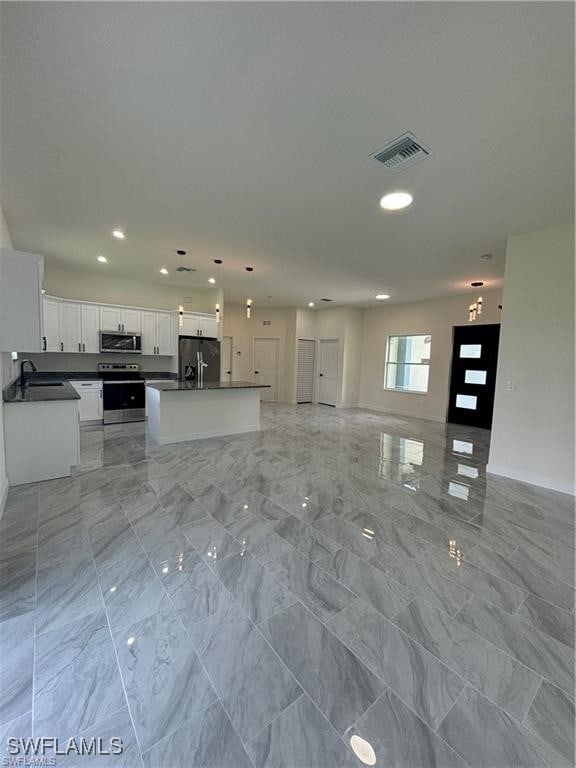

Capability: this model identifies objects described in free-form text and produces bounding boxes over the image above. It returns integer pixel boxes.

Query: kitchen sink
[26,381,64,387]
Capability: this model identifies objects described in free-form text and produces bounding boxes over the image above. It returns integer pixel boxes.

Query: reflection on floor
[0,403,574,767]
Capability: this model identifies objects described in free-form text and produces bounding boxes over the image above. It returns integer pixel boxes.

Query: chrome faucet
[196,351,208,388]
[20,359,38,386]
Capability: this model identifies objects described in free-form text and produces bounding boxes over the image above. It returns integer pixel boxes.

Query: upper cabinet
[0,247,44,352]
[99,306,141,333]
[43,297,62,352]
[181,313,219,338]
[81,303,101,353]
[141,310,176,356]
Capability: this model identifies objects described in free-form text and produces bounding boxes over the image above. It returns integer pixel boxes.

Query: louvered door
[296,339,315,403]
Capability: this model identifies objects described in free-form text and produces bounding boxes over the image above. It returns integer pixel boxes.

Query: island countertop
[146,380,270,392]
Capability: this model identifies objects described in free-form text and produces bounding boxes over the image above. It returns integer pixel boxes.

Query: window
[385,334,431,393]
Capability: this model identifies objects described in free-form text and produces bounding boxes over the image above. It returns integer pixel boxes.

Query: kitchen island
[145,381,269,444]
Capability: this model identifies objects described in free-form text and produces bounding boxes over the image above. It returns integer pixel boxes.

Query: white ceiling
[1,2,573,307]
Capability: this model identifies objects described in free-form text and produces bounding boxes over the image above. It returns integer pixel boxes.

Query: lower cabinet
[70,380,103,422]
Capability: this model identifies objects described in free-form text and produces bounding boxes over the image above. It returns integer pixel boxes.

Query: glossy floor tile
[1,402,573,767]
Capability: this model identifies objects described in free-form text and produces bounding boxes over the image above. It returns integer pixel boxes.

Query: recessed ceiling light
[97,255,108,263]
[375,293,390,300]
[160,268,169,275]
[471,281,484,288]
[112,229,125,239]
[379,191,413,211]
[208,277,216,284]
[308,302,315,307]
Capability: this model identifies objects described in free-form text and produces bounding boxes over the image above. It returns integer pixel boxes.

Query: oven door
[100,332,142,353]
[102,381,145,423]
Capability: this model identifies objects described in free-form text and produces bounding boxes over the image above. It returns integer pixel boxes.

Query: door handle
[319,373,324,377]
[226,370,231,375]
[254,370,259,374]
[83,343,85,352]
[60,342,64,352]
[42,336,46,351]
[78,343,81,352]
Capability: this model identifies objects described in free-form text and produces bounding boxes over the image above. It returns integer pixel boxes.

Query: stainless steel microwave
[99,331,142,354]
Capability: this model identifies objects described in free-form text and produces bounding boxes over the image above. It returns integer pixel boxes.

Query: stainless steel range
[98,363,145,424]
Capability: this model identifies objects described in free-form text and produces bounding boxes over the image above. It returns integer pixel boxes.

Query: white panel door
[318,339,338,406]
[140,311,157,355]
[120,309,141,333]
[81,304,100,354]
[100,306,122,332]
[221,336,232,382]
[60,302,82,352]
[296,339,316,403]
[253,337,279,402]
[43,298,61,352]
[156,312,176,356]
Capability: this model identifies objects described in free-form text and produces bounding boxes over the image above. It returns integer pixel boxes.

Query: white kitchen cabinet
[157,312,176,355]
[99,306,122,332]
[60,302,82,352]
[43,297,62,352]
[81,304,101,353]
[180,313,218,338]
[121,308,141,333]
[0,247,44,352]
[141,310,176,356]
[70,380,103,422]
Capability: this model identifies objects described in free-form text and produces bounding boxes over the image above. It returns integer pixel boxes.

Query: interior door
[447,324,500,429]
[60,302,82,352]
[296,339,316,403]
[81,304,101,354]
[318,339,338,406]
[253,337,279,401]
[221,336,233,382]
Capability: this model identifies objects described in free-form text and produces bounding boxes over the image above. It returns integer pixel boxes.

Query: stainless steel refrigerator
[178,336,221,383]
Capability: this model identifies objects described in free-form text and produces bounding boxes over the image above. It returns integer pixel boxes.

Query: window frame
[384,333,432,394]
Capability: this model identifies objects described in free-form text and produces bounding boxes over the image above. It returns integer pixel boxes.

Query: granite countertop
[15,371,177,381]
[146,380,270,392]
[3,379,81,403]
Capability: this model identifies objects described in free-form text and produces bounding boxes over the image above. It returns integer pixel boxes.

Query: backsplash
[15,352,178,375]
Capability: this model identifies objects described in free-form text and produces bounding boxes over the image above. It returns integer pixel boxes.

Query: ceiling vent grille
[175,265,197,273]
[372,132,431,172]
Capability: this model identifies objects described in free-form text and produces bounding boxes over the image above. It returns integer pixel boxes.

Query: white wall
[359,290,503,422]
[488,224,574,494]
[222,305,295,402]
[0,205,14,514]
[44,263,218,313]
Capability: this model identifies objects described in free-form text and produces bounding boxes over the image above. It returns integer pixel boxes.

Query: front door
[318,339,338,406]
[253,337,279,401]
[447,324,500,429]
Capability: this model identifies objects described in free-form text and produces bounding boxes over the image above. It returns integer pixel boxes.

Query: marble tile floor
[0,402,574,767]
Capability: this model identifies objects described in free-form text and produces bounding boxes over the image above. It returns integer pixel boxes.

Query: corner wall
[488,224,575,494]
[0,205,14,514]
[358,290,503,422]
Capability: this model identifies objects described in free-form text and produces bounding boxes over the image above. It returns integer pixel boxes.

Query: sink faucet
[20,359,38,386]
[196,351,208,388]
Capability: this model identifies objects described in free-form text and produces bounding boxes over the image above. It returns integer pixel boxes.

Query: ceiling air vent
[175,265,197,273]
[372,132,431,172]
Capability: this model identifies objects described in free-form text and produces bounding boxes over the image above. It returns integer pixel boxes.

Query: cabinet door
[70,382,103,422]
[43,298,61,352]
[100,306,122,332]
[60,302,82,352]
[156,312,176,355]
[121,309,141,333]
[140,311,157,355]
[199,316,218,339]
[81,304,101,354]
[180,315,200,336]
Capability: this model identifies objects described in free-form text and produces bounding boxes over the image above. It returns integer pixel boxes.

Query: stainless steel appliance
[99,363,145,424]
[179,336,221,383]
[100,330,142,354]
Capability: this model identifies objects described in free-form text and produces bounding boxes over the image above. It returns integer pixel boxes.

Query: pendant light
[468,282,484,322]
[245,267,254,318]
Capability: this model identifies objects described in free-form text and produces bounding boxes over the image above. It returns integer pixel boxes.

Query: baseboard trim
[486,463,575,496]
[0,476,8,521]
[151,423,261,445]
[357,402,446,423]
